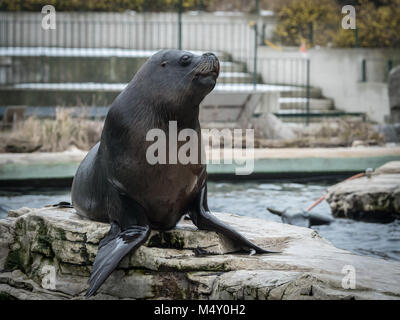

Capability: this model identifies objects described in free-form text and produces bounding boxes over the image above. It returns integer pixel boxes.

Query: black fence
[0,10,312,124]
[361,58,400,82]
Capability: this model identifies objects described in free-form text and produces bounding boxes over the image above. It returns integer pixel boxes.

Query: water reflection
[207,181,400,261]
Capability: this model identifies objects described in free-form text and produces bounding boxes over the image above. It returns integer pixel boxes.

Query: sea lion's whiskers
[183,59,210,78]
[178,63,203,85]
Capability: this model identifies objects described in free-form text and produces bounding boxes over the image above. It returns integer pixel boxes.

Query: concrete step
[1,57,254,84]
[279,87,322,99]
[0,79,265,106]
[0,105,110,120]
[279,97,334,111]
[202,91,251,107]
[0,105,245,128]
[217,72,254,84]
[200,105,243,123]
[0,47,234,84]
[1,55,147,84]
[220,61,246,73]
[199,121,239,129]
[0,83,123,106]
[276,111,366,123]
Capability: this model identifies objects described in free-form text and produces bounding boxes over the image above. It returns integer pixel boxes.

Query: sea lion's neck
[121,81,202,131]
[131,90,200,130]
[152,103,200,131]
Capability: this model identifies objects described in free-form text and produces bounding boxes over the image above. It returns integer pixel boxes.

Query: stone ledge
[326,161,400,222]
[0,207,399,300]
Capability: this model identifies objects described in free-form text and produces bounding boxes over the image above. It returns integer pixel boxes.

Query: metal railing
[361,58,400,83]
[0,10,311,123]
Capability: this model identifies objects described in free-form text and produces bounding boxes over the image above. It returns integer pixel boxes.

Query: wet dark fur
[71,50,275,297]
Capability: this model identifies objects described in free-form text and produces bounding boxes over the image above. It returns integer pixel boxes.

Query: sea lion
[267,207,333,227]
[71,49,275,297]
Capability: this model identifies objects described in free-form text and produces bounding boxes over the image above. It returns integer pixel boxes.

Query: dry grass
[312,119,385,146]
[0,108,103,153]
[254,119,386,148]
[0,112,386,152]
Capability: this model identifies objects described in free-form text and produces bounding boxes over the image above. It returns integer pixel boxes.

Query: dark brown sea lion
[71,49,275,297]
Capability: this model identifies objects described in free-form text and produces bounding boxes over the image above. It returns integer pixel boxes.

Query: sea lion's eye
[180,55,191,66]
[161,61,167,67]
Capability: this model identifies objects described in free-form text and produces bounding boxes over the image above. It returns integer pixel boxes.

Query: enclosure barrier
[361,58,400,82]
[0,9,311,124]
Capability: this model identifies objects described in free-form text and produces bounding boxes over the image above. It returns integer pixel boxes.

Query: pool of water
[1,181,399,262]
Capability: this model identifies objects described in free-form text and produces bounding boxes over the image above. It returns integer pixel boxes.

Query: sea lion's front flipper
[86,223,150,298]
[190,185,279,254]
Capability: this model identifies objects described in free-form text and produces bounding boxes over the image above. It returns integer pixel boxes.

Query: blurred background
[0,0,399,261]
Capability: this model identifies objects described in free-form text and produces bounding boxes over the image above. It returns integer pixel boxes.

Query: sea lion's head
[133,49,220,110]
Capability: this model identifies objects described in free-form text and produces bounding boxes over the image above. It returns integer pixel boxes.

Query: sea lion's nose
[202,52,218,63]
[203,52,216,58]
[202,52,219,75]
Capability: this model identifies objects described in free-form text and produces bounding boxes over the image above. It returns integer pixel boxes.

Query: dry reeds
[0,108,103,152]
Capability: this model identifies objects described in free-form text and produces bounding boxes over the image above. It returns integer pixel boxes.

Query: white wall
[257,47,307,85]
[258,47,400,123]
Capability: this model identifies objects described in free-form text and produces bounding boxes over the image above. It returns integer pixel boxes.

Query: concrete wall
[354,82,389,124]
[258,47,400,123]
[257,47,307,86]
[0,12,276,59]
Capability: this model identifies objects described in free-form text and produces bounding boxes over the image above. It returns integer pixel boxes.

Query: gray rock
[375,161,400,174]
[389,66,400,123]
[0,207,399,300]
[326,161,400,222]
[0,218,16,271]
[376,124,400,143]
[251,113,296,140]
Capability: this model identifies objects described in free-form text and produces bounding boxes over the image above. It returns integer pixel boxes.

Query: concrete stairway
[0,47,362,126]
[0,48,258,107]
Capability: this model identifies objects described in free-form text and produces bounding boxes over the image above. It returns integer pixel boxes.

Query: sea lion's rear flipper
[267,207,284,217]
[307,212,333,227]
[190,185,279,254]
[86,223,150,298]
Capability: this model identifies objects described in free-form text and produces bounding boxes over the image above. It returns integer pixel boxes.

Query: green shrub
[0,0,215,12]
[274,0,340,47]
[274,0,400,48]
[334,0,400,48]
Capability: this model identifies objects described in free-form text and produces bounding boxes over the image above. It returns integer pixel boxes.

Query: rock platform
[0,206,399,300]
[326,161,400,222]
